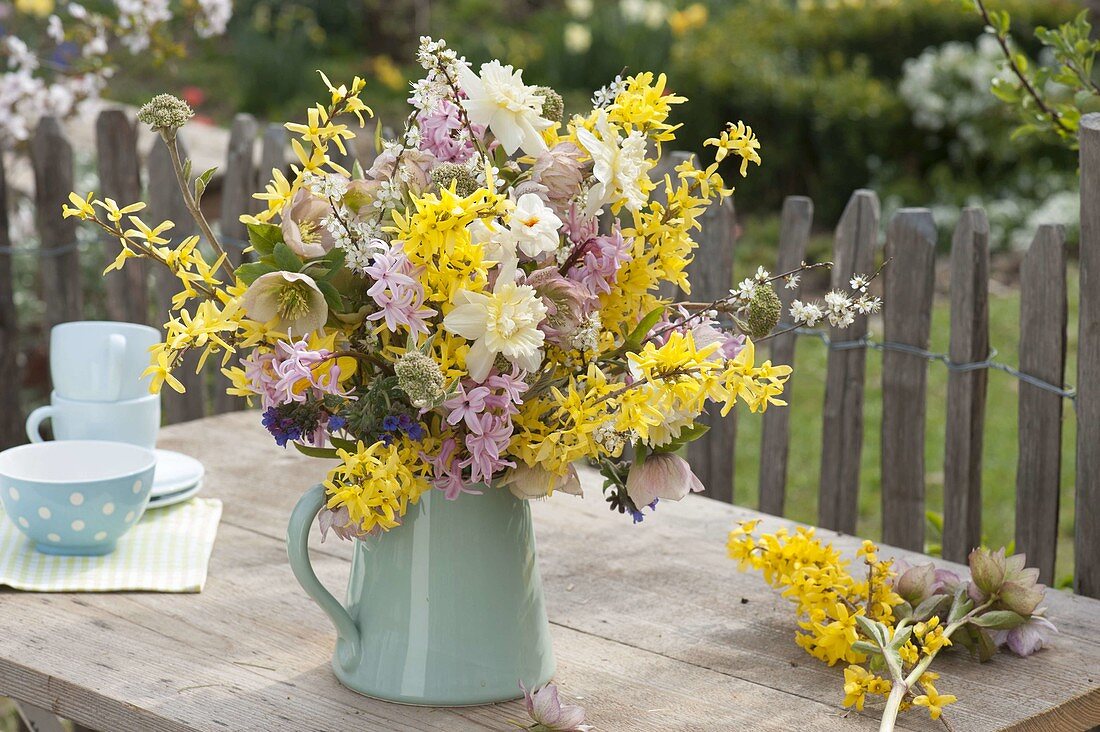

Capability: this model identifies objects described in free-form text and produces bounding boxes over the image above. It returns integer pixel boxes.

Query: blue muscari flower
[262,407,301,448]
[382,415,400,432]
[406,423,425,441]
[630,498,659,524]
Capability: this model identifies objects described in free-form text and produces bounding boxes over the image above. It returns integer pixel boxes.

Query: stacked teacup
[26,322,161,449]
[0,322,163,556]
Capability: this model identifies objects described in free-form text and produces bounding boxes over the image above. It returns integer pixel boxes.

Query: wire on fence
[789,326,1077,405]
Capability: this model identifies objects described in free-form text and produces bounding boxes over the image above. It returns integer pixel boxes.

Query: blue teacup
[0,441,157,556]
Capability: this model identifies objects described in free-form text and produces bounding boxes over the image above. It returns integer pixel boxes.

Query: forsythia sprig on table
[729,521,1057,731]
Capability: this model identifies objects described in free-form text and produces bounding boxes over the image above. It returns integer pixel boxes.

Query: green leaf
[925,510,944,534]
[912,594,952,623]
[970,610,1027,630]
[247,222,283,257]
[194,166,218,202]
[887,626,912,651]
[652,422,711,453]
[633,441,648,468]
[317,279,343,311]
[851,640,881,657]
[854,614,888,648]
[182,158,192,186]
[234,262,277,285]
[948,586,974,625]
[273,242,304,272]
[316,247,346,281]
[624,306,666,351]
[331,436,358,451]
[293,443,340,459]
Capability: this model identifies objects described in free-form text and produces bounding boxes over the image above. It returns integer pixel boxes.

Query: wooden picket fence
[1,109,1097,600]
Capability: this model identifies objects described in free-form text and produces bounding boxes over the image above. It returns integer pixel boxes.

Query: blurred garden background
[1,0,1089,594]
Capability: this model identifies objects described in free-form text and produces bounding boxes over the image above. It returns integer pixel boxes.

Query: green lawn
[730,247,1080,587]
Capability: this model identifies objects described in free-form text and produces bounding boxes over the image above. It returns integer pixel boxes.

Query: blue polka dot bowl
[0,441,157,556]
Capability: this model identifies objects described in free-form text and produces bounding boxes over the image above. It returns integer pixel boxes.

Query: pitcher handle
[286,484,361,671]
[25,406,54,443]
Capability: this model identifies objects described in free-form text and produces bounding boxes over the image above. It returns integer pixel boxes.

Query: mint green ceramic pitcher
[286,483,556,706]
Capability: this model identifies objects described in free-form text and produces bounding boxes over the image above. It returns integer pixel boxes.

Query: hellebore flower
[240,271,328,335]
[502,463,583,500]
[281,188,338,258]
[624,452,704,509]
[520,681,592,731]
[991,613,1058,657]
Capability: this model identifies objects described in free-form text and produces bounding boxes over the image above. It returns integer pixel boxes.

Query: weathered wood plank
[210,115,257,416]
[218,113,258,264]
[1016,225,1067,586]
[881,209,937,551]
[158,411,1100,732]
[1076,114,1100,598]
[146,135,205,424]
[31,117,82,331]
[758,196,813,516]
[685,197,737,502]
[942,208,991,564]
[258,123,289,194]
[818,189,879,534]
[95,109,149,325]
[0,155,21,451]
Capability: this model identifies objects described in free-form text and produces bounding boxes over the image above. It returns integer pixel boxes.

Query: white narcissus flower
[457,60,553,156]
[501,463,583,500]
[443,266,548,382]
[240,271,328,335]
[574,110,649,217]
[625,452,704,508]
[507,193,563,260]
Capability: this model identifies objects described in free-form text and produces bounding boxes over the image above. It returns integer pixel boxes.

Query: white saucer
[152,450,205,498]
[147,480,202,510]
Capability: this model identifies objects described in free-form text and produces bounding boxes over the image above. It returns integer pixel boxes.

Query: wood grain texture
[1076,114,1100,598]
[211,115,258,415]
[818,189,879,534]
[257,123,289,192]
[2,410,1097,731]
[218,114,258,263]
[0,155,20,451]
[684,197,737,503]
[942,208,990,564]
[758,196,812,516]
[31,117,82,331]
[95,109,149,325]
[146,136,205,424]
[881,209,936,551]
[1016,225,1067,586]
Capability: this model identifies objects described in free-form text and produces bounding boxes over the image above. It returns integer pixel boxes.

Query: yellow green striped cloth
[0,498,222,592]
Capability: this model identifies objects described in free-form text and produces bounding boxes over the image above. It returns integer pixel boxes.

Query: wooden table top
[1,411,1098,731]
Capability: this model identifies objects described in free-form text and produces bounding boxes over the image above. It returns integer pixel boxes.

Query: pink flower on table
[992,614,1058,657]
[418,99,484,163]
[520,681,592,732]
[444,383,492,430]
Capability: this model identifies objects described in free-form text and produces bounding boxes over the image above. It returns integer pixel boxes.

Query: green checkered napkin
[0,498,222,593]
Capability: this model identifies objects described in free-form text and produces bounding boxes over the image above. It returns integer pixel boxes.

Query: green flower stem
[159,129,237,282]
[877,599,995,732]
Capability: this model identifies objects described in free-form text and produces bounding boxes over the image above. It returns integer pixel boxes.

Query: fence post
[1077,115,1100,597]
[0,157,20,450]
[96,109,149,325]
[880,209,936,551]
[942,208,990,563]
[147,134,206,424]
[31,117,82,331]
[258,123,290,193]
[212,114,258,415]
[685,197,737,502]
[818,190,879,534]
[758,196,813,516]
[1015,224,1067,585]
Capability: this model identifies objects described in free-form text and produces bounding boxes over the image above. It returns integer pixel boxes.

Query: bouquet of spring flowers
[64,37,880,539]
[729,522,1057,730]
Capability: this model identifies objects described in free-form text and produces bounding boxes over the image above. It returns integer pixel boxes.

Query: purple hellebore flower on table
[624,452,704,510]
[519,681,593,731]
[991,613,1058,657]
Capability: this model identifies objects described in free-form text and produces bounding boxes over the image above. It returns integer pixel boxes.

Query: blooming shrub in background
[0,0,231,146]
